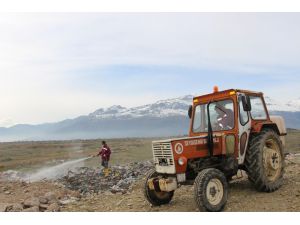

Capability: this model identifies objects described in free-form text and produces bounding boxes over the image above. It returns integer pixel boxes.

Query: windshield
[193,99,235,132]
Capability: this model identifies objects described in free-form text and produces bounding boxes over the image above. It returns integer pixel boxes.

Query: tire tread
[245,129,284,192]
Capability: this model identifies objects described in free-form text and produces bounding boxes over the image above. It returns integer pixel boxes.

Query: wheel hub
[206,179,223,206]
[269,150,280,170]
[263,139,282,182]
[209,186,217,197]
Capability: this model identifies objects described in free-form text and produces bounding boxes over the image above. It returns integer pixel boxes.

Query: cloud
[0,118,14,127]
[0,13,299,124]
[2,13,300,70]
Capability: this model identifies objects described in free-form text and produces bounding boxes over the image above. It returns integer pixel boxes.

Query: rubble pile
[58,161,153,195]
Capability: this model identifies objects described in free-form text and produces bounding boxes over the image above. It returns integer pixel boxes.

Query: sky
[0,13,300,127]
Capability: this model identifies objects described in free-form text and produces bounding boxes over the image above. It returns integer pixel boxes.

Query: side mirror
[242,95,252,111]
[188,105,193,119]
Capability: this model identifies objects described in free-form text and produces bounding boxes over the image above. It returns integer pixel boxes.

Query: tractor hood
[152,135,224,174]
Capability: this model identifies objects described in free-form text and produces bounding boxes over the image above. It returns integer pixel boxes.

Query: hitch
[148,177,178,192]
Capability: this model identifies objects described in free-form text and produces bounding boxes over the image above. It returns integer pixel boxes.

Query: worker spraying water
[93,141,112,177]
[1,141,113,183]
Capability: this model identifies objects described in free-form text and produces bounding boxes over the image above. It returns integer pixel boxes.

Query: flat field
[0,130,299,172]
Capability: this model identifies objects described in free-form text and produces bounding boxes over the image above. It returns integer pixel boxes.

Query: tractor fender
[252,118,286,136]
[251,116,287,148]
[269,116,287,148]
[269,116,287,136]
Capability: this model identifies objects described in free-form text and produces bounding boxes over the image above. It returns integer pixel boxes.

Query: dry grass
[285,129,300,153]
[0,130,299,172]
[0,138,153,172]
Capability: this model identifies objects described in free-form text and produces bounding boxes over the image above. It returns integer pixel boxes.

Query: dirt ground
[1,158,299,212]
[0,181,81,209]
[62,160,300,212]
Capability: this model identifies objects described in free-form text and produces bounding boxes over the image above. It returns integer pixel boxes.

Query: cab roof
[193,89,263,101]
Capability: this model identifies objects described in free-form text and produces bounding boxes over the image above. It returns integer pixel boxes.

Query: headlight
[178,157,185,166]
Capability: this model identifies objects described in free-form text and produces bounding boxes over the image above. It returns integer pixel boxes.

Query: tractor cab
[188,88,284,165]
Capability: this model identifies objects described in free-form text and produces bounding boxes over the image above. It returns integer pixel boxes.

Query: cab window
[209,100,234,131]
[193,99,234,132]
[249,96,267,120]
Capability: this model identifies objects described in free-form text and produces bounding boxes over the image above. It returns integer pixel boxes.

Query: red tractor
[144,88,286,211]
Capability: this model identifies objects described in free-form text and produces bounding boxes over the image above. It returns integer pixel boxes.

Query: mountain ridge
[0,95,299,142]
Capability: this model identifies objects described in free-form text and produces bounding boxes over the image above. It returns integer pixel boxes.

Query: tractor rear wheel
[194,168,228,212]
[245,129,284,192]
[144,169,174,206]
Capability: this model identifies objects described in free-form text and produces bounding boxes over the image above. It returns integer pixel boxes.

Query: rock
[46,203,60,212]
[24,197,40,208]
[2,187,8,192]
[6,203,24,212]
[23,206,40,212]
[39,204,49,211]
[56,190,68,200]
[44,192,57,203]
[0,203,10,212]
[59,197,79,205]
[103,191,114,196]
[116,180,127,188]
[39,196,48,204]
[4,191,11,195]
[70,191,81,199]
[21,182,27,187]
[110,187,125,194]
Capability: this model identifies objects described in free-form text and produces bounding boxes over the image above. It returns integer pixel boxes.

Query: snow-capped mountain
[88,95,300,120]
[89,95,193,119]
[0,94,299,142]
[264,97,300,112]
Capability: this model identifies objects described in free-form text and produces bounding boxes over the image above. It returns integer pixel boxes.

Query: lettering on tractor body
[144,87,287,212]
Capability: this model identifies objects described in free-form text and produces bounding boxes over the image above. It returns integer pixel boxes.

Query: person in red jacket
[96,141,111,168]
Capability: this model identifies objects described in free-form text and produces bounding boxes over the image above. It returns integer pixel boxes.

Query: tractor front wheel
[144,170,174,206]
[194,168,228,212]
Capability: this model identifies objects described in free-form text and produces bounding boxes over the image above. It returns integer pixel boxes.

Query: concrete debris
[58,161,153,195]
[0,161,153,212]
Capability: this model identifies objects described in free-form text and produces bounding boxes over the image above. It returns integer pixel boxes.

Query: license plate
[158,158,168,166]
